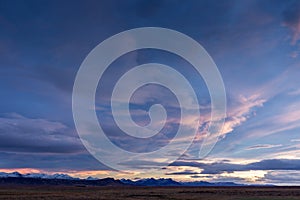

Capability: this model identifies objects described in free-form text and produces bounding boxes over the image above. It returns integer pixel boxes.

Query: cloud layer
[0,0,300,184]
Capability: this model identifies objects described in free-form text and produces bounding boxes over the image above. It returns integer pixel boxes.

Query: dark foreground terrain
[0,186,300,200]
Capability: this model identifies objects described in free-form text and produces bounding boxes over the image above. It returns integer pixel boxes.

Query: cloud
[290,51,299,58]
[242,99,300,141]
[291,139,300,142]
[118,160,167,169]
[262,171,300,184]
[212,68,300,157]
[0,152,107,171]
[246,144,282,150]
[0,114,108,171]
[221,94,266,138]
[288,88,300,96]
[165,170,199,175]
[282,1,300,45]
[1,0,300,181]
[0,113,84,154]
[170,159,300,174]
[203,175,247,183]
[189,92,266,155]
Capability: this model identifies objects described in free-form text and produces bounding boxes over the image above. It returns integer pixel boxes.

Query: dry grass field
[0,186,300,200]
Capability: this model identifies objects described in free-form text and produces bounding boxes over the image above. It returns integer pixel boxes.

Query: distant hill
[0,171,258,187]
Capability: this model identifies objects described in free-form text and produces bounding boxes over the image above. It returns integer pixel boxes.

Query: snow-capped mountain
[46,173,79,180]
[0,172,22,178]
[0,172,78,180]
[21,173,49,179]
[86,176,99,180]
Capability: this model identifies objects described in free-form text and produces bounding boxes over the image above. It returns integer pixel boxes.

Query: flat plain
[1,186,300,200]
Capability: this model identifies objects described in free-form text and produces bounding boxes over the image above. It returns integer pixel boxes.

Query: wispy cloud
[282,1,300,45]
[288,88,300,96]
[191,93,266,149]
[291,138,300,142]
[221,94,266,138]
[246,144,282,150]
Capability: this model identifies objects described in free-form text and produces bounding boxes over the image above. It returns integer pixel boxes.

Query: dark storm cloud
[0,114,84,154]
[0,114,109,170]
[0,151,107,171]
[170,159,300,174]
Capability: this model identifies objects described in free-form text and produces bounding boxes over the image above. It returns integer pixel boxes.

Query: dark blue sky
[1,0,300,184]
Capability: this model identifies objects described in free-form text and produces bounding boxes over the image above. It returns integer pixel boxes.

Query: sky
[1,0,300,185]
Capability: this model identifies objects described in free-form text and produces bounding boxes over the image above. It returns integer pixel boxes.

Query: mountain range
[0,172,253,186]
